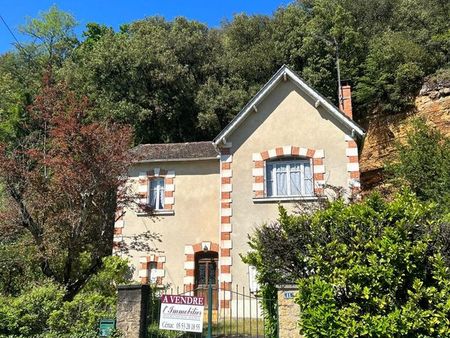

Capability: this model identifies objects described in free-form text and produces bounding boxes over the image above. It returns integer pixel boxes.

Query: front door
[195,251,218,309]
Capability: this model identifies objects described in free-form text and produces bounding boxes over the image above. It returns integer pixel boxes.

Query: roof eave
[213,65,287,146]
[213,65,365,146]
[133,156,219,164]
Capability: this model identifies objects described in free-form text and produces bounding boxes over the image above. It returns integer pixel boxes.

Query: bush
[245,192,450,337]
[0,256,131,337]
[0,282,63,336]
[387,119,450,205]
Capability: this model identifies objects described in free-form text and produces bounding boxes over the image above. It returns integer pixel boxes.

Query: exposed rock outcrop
[360,78,450,191]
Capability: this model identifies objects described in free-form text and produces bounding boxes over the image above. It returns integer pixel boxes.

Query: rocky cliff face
[360,78,450,190]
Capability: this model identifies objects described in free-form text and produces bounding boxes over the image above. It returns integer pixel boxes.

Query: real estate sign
[159,295,205,333]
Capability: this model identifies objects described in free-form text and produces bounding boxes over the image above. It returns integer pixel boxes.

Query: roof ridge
[213,65,365,145]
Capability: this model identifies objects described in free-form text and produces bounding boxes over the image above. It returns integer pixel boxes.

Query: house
[113,65,365,311]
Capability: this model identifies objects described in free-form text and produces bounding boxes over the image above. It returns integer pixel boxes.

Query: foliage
[62,16,221,143]
[0,75,134,301]
[387,119,450,205]
[0,256,131,337]
[0,282,63,336]
[19,5,78,66]
[259,284,278,338]
[245,192,450,337]
[0,234,43,296]
[2,2,449,144]
[355,32,430,113]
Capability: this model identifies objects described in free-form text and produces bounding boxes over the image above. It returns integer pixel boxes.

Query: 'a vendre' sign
[159,295,205,333]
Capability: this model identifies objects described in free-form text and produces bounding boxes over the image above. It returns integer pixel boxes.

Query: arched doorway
[195,250,218,309]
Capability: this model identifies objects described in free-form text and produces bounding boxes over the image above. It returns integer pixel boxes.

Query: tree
[387,119,450,205]
[62,16,220,144]
[244,193,450,337]
[355,32,430,113]
[19,5,78,66]
[0,75,133,301]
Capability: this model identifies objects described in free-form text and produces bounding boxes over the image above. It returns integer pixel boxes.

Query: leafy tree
[1,1,449,146]
[0,6,79,146]
[387,119,450,205]
[245,193,450,337]
[0,75,134,301]
[19,5,78,66]
[62,16,220,143]
[0,70,26,142]
[355,32,430,113]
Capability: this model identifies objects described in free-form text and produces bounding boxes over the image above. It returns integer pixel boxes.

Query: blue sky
[0,0,292,54]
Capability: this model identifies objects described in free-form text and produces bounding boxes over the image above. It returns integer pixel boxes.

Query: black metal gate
[147,284,278,338]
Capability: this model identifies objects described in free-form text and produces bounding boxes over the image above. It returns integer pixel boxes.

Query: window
[149,178,165,210]
[149,261,158,283]
[266,158,313,197]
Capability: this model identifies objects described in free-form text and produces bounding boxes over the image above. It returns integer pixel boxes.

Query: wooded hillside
[0,0,449,145]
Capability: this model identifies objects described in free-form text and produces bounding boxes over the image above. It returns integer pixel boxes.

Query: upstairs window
[266,158,313,197]
[149,178,165,210]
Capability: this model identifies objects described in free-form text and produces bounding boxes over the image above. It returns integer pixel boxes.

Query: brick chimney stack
[339,84,353,119]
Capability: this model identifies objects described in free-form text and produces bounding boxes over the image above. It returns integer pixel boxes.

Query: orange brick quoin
[252,146,325,197]
[219,146,233,308]
[345,135,361,195]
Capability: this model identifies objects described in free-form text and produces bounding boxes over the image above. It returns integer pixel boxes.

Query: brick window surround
[183,241,220,292]
[139,255,166,285]
[137,168,175,211]
[252,146,325,198]
[113,207,125,253]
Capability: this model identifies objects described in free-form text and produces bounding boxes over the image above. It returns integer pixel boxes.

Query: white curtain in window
[265,159,314,197]
[150,178,165,209]
[150,180,158,208]
[159,181,165,208]
[266,163,274,196]
[290,162,301,195]
[276,163,288,196]
[304,163,313,196]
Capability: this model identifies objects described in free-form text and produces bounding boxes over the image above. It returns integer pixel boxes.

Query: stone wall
[277,285,303,338]
[116,285,149,338]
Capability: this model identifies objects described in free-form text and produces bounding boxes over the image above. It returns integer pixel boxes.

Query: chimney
[339,83,353,119]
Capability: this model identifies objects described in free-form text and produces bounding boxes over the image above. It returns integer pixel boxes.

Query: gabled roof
[213,65,365,146]
[132,141,218,162]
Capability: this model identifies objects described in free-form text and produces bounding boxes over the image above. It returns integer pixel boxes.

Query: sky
[0,0,292,54]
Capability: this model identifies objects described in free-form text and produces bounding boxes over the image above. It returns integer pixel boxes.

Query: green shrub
[0,256,131,337]
[246,192,450,337]
[0,282,64,336]
[387,119,450,205]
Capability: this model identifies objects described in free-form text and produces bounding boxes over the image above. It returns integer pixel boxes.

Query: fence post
[207,283,213,338]
[116,284,150,338]
[276,284,302,338]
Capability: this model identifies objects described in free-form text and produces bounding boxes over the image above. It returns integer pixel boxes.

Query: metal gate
[147,284,278,338]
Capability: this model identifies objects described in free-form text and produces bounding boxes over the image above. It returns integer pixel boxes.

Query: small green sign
[99,318,116,337]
